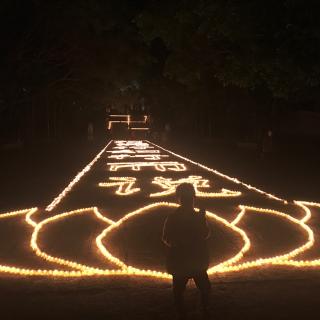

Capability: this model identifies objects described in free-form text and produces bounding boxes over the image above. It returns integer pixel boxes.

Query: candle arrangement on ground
[1,140,320,279]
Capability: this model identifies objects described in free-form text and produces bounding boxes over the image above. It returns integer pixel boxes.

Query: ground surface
[1,137,320,319]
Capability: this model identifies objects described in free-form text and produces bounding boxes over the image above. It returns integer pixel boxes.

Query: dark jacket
[162,207,210,275]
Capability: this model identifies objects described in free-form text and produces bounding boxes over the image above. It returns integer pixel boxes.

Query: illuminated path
[1,140,320,278]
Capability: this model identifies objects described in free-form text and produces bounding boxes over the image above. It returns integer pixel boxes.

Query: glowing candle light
[150,175,241,198]
[2,139,320,280]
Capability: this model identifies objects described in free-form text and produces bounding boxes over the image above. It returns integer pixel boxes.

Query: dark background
[1,0,320,207]
[1,0,320,145]
[1,2,320,320]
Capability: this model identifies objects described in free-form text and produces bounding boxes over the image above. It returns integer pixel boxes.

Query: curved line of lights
[2,140,320,278]
[0,208,86,277]
[29,207,109,273]
[0,202,320,277]
[95,202,320,275]
[96,202,249,278]
[218,204,315,273]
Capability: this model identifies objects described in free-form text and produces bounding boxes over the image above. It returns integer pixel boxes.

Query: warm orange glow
[3,140,320,280]
[96,202,249,278]
[107,115,149,130]
[147,140,287,203]
[108,154,169,160]
[107,161,187,172]
[99,177,141,195]
[46,141,112,212]
[150,175,241,198]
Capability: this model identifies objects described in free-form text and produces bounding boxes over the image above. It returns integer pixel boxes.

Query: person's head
[176,183,195,208]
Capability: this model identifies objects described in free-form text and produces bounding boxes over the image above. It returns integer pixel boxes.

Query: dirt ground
[0,269,320,320]
[1,137,320,320]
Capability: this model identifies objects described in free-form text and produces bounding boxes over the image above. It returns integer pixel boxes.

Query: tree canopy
[136,0,320,99]
[1,0,320,141]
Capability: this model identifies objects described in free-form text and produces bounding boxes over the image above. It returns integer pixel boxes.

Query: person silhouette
[162,183,211,319]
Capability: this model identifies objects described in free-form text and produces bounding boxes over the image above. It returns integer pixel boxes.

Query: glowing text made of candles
[108,154,169,161]
[107,115,148,130]
[113,145,154,150]
[99,177,141,196]
[150,176,241,198]
[114,140,148,145]
[114,140,150,147]
[107,149,160,154]
[113,140,153,150]
[146,140,287,203]
[5,139,320,279]
[98,175,241,198]
[107,161,187,172]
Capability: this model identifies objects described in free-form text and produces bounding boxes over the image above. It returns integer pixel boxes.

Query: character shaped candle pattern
[107,141,187,171]
[107,116,148,130]
[107,149,161,154]
[107,161,187,172]
[2,139,320,279]
[99,177,141,196]
[113,145,154,150]
[108,154,169,160]
[150,176,241,198]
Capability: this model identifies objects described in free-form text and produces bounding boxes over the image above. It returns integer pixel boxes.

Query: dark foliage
[1,0,320,142]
